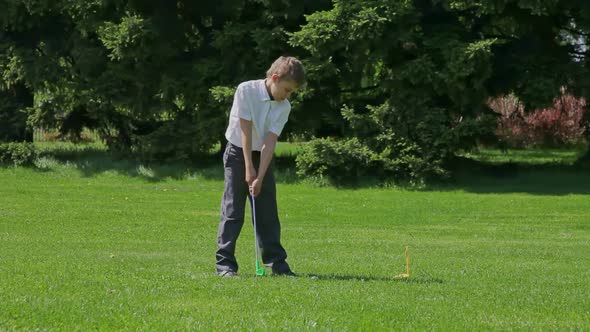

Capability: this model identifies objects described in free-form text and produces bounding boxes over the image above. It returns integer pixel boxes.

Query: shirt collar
[258,79,272,101]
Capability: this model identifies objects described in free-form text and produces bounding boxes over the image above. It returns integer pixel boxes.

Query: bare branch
[559,25,590,38]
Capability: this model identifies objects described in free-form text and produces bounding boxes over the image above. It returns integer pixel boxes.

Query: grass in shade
[0,143,588,330]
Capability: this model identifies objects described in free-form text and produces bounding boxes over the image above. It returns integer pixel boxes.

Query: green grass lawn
[1,144,589,330]
[459,147,586,165]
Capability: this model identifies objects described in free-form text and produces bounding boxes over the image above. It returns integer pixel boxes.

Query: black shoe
[271,261,297,277]
[217,270,239,278]
[273,269,297,277]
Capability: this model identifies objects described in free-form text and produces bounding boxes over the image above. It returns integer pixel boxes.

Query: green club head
[255,261,265,276]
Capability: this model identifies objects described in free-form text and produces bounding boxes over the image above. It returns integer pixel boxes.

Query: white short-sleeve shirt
[225,79,291,151]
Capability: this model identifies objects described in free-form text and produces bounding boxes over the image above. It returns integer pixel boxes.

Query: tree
[1,0,332,159]
[292,0,590,182]
[0,0,62,142]
[3,0,589,172]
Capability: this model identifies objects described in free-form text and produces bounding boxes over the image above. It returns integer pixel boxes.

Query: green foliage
[291,0,590,181]
[98,14,152,61]
[296,137,375,183]
[291,1,498,181]
[128,111,223,162]
[1,0,333,161]
[297,99,497,184]
[2,0,590,172]
[209,85,235,119]
[0,85,32,142]
[0,142,37,165]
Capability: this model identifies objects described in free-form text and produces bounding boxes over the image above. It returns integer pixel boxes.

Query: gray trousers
[216,142,288,273]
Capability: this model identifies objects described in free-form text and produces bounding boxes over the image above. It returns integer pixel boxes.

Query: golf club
[250,195,266,276]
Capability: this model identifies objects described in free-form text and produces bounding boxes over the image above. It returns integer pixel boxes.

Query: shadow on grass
[427,157,590,196]
[30,144,300,184]
[309,158,590,196]
[18,143,590,195]
[303,273,443,284]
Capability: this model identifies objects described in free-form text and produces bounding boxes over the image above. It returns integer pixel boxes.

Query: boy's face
[269,75,298,102]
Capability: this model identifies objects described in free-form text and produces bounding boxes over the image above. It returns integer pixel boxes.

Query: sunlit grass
[1,145,589,330]
[459,147,587,165]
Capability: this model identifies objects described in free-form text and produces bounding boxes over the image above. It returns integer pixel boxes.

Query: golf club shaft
[251,196,260,266]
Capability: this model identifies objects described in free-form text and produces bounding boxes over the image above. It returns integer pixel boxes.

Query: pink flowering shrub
[488,91,587,148]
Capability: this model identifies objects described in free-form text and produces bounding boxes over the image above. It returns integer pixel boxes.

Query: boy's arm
[250,133,278,196]
[240,118,257,184]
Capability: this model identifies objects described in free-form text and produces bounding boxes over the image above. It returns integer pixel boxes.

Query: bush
[489,91,587,148]
[125,111,223,162]
[295,98,496,185]
[296,134,451,185]
[296,138,375,184]
[0,142,37,166]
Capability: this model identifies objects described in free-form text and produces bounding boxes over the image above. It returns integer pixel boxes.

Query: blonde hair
[266,56,306,87]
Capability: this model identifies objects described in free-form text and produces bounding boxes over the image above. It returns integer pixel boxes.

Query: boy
[216,56,305,277]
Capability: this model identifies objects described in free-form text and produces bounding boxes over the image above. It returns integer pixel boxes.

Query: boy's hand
[245,166,257,185]
[250,178,263,197]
